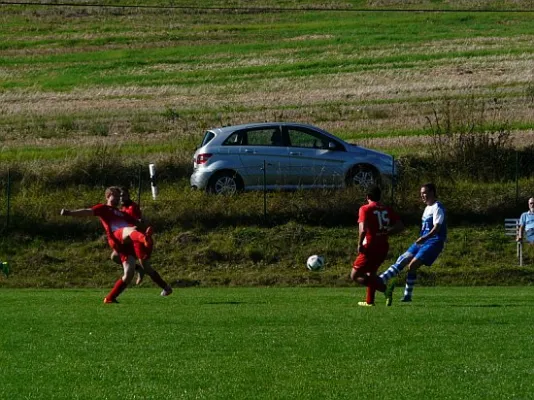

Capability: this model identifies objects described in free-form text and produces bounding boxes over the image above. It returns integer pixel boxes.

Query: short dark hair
[421,183,437,197]
[105,186,121,197]
[366,185,381,202]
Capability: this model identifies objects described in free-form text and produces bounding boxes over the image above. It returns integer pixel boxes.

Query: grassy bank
[1,182,533,288]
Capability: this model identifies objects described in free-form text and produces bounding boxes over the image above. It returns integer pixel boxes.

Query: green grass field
[1,287,533,399]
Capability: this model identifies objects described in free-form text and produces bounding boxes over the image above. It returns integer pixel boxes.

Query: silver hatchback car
[190,122,396,194]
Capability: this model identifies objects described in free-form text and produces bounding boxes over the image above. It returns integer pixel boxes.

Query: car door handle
[244,149,256,154]
[289,152,302,156]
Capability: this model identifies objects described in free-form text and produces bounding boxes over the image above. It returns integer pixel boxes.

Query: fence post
[137,166,142,207]
[149,163,158,200]
[262,160,267,220]
[391,155,395,206]
[515,150,519,206]
[6,168,11,231]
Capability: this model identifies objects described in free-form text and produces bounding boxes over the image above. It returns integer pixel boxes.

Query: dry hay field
[1,0,533,162]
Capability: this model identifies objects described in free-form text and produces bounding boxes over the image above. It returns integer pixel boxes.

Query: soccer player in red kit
[110,187,145,285]
[61,186,172,303]
[351,185,403,306]
[120,187,141,220]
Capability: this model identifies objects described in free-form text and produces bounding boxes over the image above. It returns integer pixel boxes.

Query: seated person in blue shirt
[517,197,534,244]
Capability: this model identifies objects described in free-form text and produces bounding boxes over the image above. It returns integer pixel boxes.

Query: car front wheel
[207,172,242,195]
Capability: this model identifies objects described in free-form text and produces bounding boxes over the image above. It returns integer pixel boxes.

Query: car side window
[287,127,343,151]
[222,132,243,146]
[246,128,283,146]
[287,128,328,149]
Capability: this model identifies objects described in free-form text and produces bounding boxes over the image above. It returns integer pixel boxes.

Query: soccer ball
[306,255,325,271]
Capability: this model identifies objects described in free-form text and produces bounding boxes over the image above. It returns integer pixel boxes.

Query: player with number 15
[351,186,404,306]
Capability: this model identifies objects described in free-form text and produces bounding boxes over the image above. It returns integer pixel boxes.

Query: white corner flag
[149,163,158,200]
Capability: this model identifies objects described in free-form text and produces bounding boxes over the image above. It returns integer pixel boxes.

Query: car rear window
[200,131,216,147]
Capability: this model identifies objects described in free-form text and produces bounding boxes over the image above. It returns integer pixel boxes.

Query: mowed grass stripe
[2,8,534,44]
[3,47,534,91]
[1,9,533,60]
[0,287,533,399]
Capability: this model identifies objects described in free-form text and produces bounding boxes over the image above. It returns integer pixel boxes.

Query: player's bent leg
[132,234,153,261]
[384,279,396,306]
[401,242,444,302]
[128,229,152,249]
[366,283,376,305]
[369,274,386,293]
[379,251,414,284]
[110,250,121,265]
[104,255,136,303]
[121,227,137,243]
[352,265,387,292]
[350,268,368,285]
[139,259,173,296]
[402,258,424,302]
[352,262,383,305]
[135,264,145,285]
[121,258,136,284]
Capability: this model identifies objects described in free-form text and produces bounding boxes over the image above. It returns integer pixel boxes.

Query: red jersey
[121,201,141,220]
[92,204,139,243]
[358,201,399,248]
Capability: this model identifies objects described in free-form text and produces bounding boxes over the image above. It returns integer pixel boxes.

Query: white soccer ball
[306,255,325,271]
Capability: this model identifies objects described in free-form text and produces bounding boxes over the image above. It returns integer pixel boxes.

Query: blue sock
[404,272,417,299]
[380,253,410,284]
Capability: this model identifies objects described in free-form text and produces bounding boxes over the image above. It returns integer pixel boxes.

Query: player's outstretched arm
[60,208,94,217]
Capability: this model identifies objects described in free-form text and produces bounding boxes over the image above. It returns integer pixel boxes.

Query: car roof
[209,122,328,135]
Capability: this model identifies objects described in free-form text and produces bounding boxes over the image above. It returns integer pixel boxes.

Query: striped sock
[380,253,410,284]
[404,272,417,299]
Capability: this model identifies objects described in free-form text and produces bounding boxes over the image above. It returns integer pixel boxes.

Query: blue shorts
[407,240,444,266]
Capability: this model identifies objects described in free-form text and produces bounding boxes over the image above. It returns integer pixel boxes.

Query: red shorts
[110,228,153,263]
[352,244,389,275]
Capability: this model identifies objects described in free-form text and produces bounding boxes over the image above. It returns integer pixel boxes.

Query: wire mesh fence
[1,150,533,234]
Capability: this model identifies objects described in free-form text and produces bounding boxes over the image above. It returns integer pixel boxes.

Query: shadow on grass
[173,279,201,288]
[448,303,529,308]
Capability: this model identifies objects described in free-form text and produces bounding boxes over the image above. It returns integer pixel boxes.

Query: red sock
[147,270,168,289]
[106,278,127,301]
[366,286,376,304]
